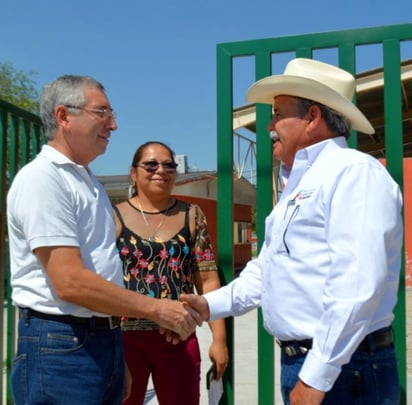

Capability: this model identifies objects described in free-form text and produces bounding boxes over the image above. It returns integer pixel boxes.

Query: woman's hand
[208,336,229,380]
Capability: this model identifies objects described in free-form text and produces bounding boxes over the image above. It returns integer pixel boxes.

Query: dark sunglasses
[137,160,178,174]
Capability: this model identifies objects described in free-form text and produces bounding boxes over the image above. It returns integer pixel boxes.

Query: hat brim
[246,75,374,135]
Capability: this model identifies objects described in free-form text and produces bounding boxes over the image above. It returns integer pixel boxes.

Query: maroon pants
[122,330,201,405]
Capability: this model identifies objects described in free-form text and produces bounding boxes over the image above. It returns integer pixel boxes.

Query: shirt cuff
[298,351,341,392]
[204,288,233,321]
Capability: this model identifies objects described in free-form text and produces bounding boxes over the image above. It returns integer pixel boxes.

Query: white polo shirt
[7,145,122,317]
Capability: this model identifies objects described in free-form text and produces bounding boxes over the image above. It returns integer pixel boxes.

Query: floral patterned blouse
[113,201,217,331]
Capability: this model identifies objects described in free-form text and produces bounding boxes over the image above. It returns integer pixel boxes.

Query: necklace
[127,199,177,215]
[136,198,170,242]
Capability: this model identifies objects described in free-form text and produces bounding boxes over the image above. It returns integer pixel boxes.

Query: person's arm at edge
[194,271,228,380]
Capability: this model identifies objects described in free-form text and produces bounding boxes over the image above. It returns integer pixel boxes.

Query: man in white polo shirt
[182,59,403,405]
[7,75,200,405]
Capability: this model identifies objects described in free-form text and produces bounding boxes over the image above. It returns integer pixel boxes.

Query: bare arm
[194,270,228,379]
[35,246,202,339]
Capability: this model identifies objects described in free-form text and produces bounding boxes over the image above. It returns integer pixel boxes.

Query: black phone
[206,363,217,390]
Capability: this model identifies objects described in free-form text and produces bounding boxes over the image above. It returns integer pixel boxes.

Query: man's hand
[158,329,182,344]
[154,299,202,341]
[180,293,210,321]
[290,379,325,405]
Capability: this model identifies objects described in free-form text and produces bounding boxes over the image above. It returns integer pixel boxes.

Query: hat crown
[285,59,355,101]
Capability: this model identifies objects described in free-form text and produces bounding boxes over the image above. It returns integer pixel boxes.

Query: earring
[128,185,135,198]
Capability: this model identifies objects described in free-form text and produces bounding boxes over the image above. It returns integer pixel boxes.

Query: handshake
[156,294,210,344]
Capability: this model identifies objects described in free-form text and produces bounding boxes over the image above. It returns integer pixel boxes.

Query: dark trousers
[12,312,125,405]
[280,344,400,405]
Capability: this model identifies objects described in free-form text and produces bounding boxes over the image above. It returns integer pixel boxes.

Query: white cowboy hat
[246,58,374,134]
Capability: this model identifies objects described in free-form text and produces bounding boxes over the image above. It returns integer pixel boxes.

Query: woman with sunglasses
[113,141,228,405]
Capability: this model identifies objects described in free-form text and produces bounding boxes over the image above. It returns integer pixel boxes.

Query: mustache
[270,131,280,142]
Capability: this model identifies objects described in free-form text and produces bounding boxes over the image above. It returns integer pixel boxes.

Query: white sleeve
[205,246,266,320]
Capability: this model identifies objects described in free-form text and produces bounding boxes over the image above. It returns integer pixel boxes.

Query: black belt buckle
[276,338,310,357]
[285,345,308,357]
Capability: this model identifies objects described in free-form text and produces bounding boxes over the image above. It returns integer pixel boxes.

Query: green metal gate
[0,99,43,403]
[216,23,412,404]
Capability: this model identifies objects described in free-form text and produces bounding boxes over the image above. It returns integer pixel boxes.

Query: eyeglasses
[65,105,117,120]
[137,160,178,174]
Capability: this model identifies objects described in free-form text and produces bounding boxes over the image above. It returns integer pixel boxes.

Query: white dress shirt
[205,136,403,391]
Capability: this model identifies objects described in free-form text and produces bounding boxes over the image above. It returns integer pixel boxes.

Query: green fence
[0,99,43,403]
[216,23,412,404]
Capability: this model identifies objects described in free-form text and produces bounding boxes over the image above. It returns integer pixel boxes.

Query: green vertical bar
[338,43,358,149]
[254,51,275,405]
[21,119,30,163]
[0,111,6,204]
[216,43,234,405]
[383,39,406,405]
[8,115,19,177]
[7,114,19,404]
[338,44,356,79]
[31,123,42,160]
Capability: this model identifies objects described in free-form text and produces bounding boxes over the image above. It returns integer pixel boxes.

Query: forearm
[55,266,157,318]
[208,318,227,342]
[207,318,229,379]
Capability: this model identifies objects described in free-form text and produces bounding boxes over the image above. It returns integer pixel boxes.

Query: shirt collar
[281,136,348,191]
[295,136,348,167]
[40,144,94,183]
[41,144,76,165]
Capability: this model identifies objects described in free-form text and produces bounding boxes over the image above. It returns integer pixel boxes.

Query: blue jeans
[12,312,125,405]
[281,344,400,405]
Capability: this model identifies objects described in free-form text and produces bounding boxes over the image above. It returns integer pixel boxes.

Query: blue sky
[1,0,411,175]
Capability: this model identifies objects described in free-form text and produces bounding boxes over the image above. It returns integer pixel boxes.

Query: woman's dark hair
[129,141,176,197]
[131,141,176,168]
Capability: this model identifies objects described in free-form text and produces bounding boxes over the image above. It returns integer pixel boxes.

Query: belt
[20,308,121,330]
[277,327,394,357]
[122,318,159,331]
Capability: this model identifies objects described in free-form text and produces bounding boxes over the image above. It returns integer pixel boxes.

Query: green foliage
[0,61,39,114]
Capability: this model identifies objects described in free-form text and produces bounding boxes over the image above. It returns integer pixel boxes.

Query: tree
[0,61,39,113]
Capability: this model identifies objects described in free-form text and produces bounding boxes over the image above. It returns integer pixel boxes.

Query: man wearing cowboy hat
[182,58,403,404]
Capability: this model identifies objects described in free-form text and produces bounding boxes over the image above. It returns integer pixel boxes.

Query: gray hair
[40,75,106,140]
[296,97,352,139]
